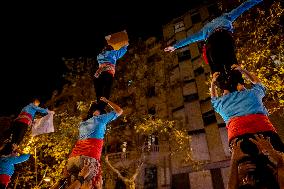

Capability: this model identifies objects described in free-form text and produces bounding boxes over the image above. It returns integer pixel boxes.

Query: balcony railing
[107,145,169,163]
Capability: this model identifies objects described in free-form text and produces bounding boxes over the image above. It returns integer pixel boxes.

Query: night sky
[0,0,212,116]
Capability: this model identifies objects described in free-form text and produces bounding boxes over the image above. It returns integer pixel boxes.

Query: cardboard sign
[105,30,129,50]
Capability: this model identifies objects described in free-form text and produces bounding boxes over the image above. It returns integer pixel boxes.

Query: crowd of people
[0,0,283,188]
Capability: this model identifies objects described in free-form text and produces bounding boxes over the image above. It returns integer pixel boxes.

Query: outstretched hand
[230,139,248,162]
[164,46,176,52]
[231,64,242,71]
[12,144,19,152]
[79,160,95,179]
[212,72,220,83]
[100,97,108,103]
[249,134,284,166]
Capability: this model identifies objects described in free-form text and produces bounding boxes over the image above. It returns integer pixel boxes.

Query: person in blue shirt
[211,64,284,188]
[210,64,284,156]
[0,98,53,155]
[165,0,263,91]
[66,97,123,187]
[94,35,129,111]
[0,144,30,189]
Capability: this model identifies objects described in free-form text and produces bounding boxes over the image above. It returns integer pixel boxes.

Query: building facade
[103,3,232,189]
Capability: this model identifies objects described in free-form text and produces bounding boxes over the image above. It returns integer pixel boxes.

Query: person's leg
[94,75,104,103]
[207,31,238,70]
[101,72,114,100]
[97,72,114,111]
[10,122,29,145]
[206,31,241,90]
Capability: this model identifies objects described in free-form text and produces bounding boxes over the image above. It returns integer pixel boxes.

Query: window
[172,173,190,189]
[194,66,205,77]
[174,21,185,33]
[190,133,210,161]
[172,105,184,113]
[178,48,191,62]
[184,93,199,103]
[191,13,202,24]
[144,167,158,189]
[202,110,217,126]
[147,54,162,63]
[146,86,156,98]
[189,170,213,189]
[221,167,230,188]
[210,169,225,189]
[148,107,156,115]
[219,127,231,157]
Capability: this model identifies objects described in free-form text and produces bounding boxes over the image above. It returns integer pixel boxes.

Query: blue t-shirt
[79,111,119,140]
[21,103,48,119]
[211,83,268,123]
[0,154,30,176]
[173,0,262,49]
[97,45,128,65]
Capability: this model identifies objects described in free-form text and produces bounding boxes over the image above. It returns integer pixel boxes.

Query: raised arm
[10,144,30,164]
[226,0,263,22]
[249,134,284,188]
[33,104,49,115]
[231,64,260,84]
[227,139,248,189]
[100,97,123,116]
[164,30,204,52]
[10,154,30,164]
[115,45,128,59]
[210,72,220,98]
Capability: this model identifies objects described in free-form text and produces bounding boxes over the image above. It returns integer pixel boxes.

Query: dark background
[0,0,212,116]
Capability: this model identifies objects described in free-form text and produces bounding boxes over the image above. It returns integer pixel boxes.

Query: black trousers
[205,30,243,91]
[0,184,6,189]
[94,71,114,110]
[10,121,29,145]
[229,131,284,157]
[0,121,28,155]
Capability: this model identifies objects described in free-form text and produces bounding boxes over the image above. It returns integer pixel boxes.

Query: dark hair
[0,143,13,156]
[238,154,280,189]
[103,45,114,51]
[83,102,106,121]
[239,185,257,189]
[220,70,244,92]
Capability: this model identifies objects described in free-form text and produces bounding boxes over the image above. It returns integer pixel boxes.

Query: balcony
[107,145,169,167]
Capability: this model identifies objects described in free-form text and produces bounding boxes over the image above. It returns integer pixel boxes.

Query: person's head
[238,156,258,188]
[102,45,114,52]
[222,70,245,93]
[93,109,101,116]
[231,72,245,92]
[237,154,279,189]
[82,102,105,121]
[0,143,14,157]
[33,98,40,106]
[0,148,17,158]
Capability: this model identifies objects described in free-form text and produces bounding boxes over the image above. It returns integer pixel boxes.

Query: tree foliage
[234,2,284,113]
